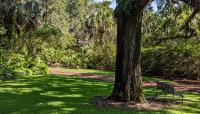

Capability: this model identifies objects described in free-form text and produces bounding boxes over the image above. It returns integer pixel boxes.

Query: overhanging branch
[179,0,200,35]
[184,8,199,35]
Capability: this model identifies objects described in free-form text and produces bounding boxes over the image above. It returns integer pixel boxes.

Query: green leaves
[36,24,62,39]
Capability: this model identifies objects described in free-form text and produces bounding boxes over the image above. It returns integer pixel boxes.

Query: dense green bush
[83,43,116,69]
[47,43,116,70]
[142,39,200,79]
[60,49,84,68]
[0,50,48,80]
[0,63,16,80]
[28,58,48,75]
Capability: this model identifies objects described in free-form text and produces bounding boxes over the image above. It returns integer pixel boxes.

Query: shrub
[142,39,200,80]
[60,49,84,68]
[83,43,116,70]
[28,58,48,75]
[0,50,48,80]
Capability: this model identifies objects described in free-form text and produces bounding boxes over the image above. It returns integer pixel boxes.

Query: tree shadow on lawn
[0,74,199,114]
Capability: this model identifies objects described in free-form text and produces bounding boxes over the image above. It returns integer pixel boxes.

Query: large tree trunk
[110,0,149,103]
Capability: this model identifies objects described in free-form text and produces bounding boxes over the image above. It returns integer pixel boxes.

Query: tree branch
[184,8,199,35]
[179,0,200,35]
[180,0,200,8]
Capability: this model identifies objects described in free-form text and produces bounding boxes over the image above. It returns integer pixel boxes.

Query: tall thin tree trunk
[110,0,149,103]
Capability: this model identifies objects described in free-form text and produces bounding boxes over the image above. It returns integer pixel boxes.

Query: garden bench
[155,81,184,103]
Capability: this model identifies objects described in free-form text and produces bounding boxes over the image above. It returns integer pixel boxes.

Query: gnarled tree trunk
[110,0,149,103]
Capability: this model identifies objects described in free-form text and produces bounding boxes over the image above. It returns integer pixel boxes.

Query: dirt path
[49,68,200,94]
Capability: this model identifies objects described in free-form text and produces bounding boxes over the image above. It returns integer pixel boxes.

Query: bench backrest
[156,81,174,93]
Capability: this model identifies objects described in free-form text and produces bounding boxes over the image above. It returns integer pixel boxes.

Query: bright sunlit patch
[0,83,29,86]
[0,87,42,95]
[47,101,65,107]
[35,103,47,107]
[61,108,76,111]
[40,91,83,98]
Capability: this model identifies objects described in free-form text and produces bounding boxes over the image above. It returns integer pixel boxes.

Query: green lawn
[51,67,115,76]
[51,67,173,83]
[0,70,199,114]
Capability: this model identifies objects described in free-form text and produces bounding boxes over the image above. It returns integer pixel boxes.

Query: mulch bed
[91,96,179,110]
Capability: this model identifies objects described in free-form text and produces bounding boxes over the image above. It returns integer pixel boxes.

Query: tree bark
[110,0,149,103]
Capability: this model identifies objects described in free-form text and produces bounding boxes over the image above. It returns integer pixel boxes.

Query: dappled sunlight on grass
[51,67,115,76]
[0,75,113,114]
[0,87,42,95]
[40,91,83,98]
[0,74,199,114]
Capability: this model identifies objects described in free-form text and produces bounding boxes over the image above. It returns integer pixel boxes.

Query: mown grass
[51,67,115,76]
[0,69,199,114]
[51,67,173,83]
